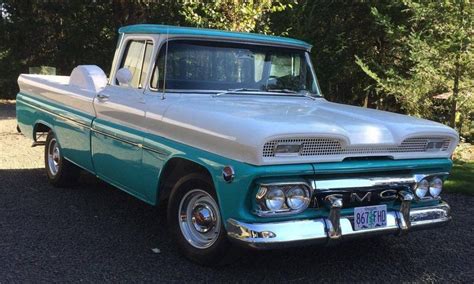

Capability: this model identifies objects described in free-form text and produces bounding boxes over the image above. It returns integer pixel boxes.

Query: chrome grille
[262,137,451,158]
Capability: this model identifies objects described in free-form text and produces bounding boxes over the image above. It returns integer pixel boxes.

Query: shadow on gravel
[0,102,16,120]
[0,168,472,282]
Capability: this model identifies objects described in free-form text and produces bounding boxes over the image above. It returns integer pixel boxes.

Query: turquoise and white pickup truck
[16,24,458,265]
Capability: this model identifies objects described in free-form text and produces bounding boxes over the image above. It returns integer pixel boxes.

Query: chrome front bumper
[226,202,451,249]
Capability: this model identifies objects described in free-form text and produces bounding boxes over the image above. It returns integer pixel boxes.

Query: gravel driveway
[1,102,473,282]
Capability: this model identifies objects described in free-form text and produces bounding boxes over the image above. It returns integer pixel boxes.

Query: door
[92,39,154,201]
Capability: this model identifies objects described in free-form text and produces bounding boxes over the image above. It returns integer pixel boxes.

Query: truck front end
[222,157,452,248]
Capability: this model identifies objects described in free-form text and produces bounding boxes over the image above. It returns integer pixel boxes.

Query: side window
[118,40,153,89]
[270,54,301,78]
[140,41,154,88]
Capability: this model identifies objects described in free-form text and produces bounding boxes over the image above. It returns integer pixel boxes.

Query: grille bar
[262,137,451,158]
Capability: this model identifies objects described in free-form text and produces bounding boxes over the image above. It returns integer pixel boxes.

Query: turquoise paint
[118,24,312,50]
[91,130,150,203]
[93,118,144,145]
[17,92,454,226]
[142,128,453,223]
[16,93,95,173]
[143,130,316,222]
[91,118,151,203]
[220,158,452,223]
[312,158,452,174]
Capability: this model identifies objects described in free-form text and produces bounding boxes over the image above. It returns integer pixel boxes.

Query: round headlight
[415,179,429,199]
[286,186,308,210]
[429,177,443,197]
[265,188,285,211]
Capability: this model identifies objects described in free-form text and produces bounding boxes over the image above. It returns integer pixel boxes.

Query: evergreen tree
[356,1,473,129]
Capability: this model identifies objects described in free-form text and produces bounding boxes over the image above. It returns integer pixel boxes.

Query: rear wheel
[44,131,80,187]
[167,173,238,266]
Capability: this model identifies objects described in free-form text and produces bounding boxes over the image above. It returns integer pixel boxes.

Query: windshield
[150,40,321,96]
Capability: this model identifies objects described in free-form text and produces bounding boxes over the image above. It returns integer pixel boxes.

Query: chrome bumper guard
[226,201,451,249]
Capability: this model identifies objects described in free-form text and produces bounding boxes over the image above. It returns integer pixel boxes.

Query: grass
[444,160,474,195]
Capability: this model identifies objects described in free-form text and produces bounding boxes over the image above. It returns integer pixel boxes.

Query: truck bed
[16,73,99,173]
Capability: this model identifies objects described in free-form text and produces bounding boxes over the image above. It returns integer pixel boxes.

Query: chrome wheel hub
[47,138,60,176]
[179,189,221,249]
[191,203,216,233]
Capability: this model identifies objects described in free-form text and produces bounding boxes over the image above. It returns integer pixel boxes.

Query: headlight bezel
[429,177,443,198]
[255,182,312,217]
[286,186,308,210]
[413,174,446,200]
[264,188,286,211]
[415,179,429,199]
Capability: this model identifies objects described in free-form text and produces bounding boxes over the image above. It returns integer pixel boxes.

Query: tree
[0,1,290,99]
[356,1,473,128]
[0,1,185,99]
[269,1,404,108]
[180,0,289,33]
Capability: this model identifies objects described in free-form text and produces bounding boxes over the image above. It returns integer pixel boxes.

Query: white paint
[69,65,107,93]
[18,76,459,166]
[18,74,96,119]
[149,94,458,165]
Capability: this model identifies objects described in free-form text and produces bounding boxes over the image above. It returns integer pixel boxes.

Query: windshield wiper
[265,88,297,94]
[213,87,323,99]
[296,90,324,100]
[265,88,322,100]
[213,88,262,97]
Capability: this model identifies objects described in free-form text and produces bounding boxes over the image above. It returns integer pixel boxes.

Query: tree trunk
[449,1,465,130]
[450,61,460,129]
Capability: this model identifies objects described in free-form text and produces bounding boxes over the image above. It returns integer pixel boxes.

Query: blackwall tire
[44,131,80,187]
[167,173,239,266]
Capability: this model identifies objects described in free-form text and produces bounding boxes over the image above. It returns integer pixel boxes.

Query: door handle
[97,93,109,100]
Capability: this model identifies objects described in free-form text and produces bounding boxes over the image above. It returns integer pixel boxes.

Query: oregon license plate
[353,205,387,231]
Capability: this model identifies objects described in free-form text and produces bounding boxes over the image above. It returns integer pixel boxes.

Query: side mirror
[116,68,133,86]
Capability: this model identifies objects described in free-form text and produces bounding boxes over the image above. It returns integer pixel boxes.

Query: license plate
[353,205,387,231]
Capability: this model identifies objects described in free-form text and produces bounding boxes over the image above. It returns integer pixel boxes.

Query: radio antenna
[161,27,169,100]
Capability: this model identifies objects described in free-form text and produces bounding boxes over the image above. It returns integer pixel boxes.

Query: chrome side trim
[90,128,168,156]
[142,145,168,156]
[227,202,451,249]
[91,128,137,146]
[19,99,91,129]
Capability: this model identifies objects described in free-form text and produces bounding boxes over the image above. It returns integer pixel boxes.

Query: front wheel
[44,131,80,187]
[167,173,238,266]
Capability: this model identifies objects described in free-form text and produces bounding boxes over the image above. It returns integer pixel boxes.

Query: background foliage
[0,0,472,139]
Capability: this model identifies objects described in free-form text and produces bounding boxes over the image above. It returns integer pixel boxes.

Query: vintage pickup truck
[16,24,458,265]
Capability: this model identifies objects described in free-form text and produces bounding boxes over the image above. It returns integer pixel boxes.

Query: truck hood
[156,95,458,165]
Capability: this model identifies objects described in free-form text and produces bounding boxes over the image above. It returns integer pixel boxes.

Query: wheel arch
[33,120,54,141]
[156,156,216,205]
